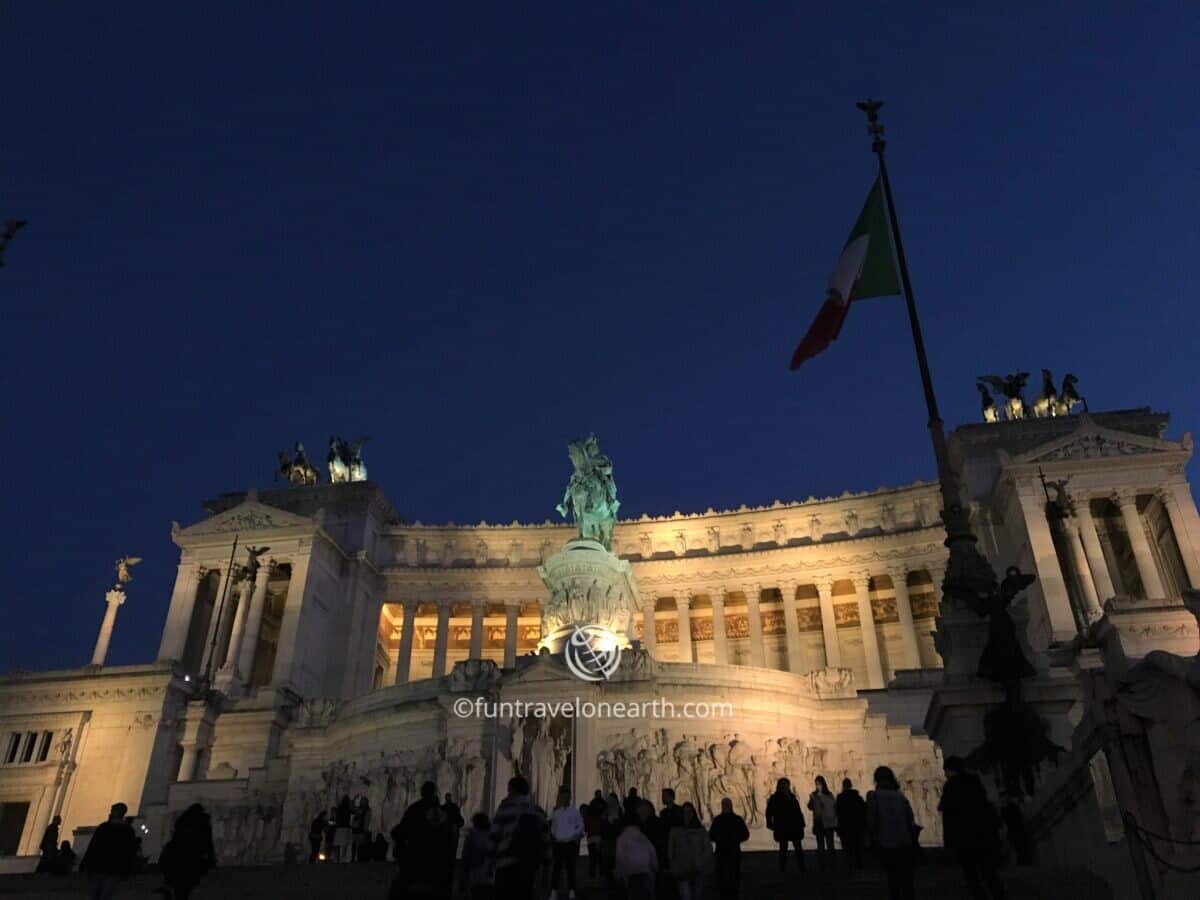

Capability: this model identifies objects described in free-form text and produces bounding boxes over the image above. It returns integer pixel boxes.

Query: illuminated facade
[0,407,1196,883]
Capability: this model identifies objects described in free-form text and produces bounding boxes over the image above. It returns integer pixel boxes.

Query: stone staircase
[0,853,1116,899]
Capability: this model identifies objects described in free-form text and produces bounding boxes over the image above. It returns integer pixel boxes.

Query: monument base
[536,537,641,651]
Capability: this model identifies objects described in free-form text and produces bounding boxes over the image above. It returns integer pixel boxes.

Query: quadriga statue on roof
[556,435,620,550]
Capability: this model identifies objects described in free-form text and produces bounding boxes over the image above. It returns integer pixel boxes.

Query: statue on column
[114,556,142,588]
[556,435,620,549]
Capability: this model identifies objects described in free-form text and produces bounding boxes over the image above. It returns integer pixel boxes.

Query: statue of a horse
[977,382,999,423]
[979,373,1030,421]
[1031,369,1057,419]
[328,435,350,483]
[1055,374,1084,416]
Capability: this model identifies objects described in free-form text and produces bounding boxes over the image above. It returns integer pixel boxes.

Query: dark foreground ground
[0,850,1115,899]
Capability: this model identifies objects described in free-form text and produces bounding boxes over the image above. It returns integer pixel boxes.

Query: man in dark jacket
[490,775,549,900]
[764,778,806,872]
[390,781,454,900]
[80,803,137,900]
[37,815,61,873]
[939,757,1006,899]
[708,798,750,900]
[835,778,868,871]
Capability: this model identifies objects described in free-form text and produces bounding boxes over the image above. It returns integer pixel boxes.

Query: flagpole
[856,100,996,599]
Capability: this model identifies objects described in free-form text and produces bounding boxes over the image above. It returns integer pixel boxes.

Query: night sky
[3,5,1197,672]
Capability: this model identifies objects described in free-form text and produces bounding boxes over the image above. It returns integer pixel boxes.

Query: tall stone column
[710,589,729,665]
[816,578,842,668]
[157,562,202,662]
[394,600,417,684]
[202,565,235,673]
[235,562,273,683]
[431,603,452,677]
[853,573,885,689]
[641,598,657,657]
[780,581,805,673]
[745,584,766,668]
[469,599,485,659]
[887,566,922,670]
[91,590,126,666]
[219,578,254,682]
[270,550,313,689]
[1016,484,1078,642]
[676,594,693,663]
[1075,499,1118,605]
[1064,519,1104,623]
[1159,485,1200,588]
[1114,489,1167,600]
[503,601,520,669]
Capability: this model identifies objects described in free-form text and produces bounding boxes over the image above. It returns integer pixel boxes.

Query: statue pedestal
[537,538,641,653]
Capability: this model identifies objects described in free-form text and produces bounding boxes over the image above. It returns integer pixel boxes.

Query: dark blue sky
[3,4,1197,671]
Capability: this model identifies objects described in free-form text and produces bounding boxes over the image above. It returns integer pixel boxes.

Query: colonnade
[393,599,526,684]
[1021,485,1199,638]
[641,567,940,689]
[389,564,943,689]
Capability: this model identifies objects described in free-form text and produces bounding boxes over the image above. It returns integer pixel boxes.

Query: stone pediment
[173,494,315,541]
[1013,419,1187,466]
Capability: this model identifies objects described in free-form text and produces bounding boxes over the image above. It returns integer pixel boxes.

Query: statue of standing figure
[556,435,620,550]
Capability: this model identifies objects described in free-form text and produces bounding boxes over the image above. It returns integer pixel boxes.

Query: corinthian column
[1016,484,1077,642]
[1064,518,1104,624]
[91,590,125,666]
[745,584,766,668]
[710,589,729,665]
[1158,486,1200,588]
[641,598,657,657]
[235,562,274,685]
[676,594,693,663]
[431,602,452,677]
[503,601,520,669]
[1075,499,1117,605]
[780,581,806,673]
[469,599,485,659]
[1114,489,1167,600]
[220,578,254,680]
[394,600,417,685]
[816,578,842,668]
[887,566,922,670]
[854,573,884,689]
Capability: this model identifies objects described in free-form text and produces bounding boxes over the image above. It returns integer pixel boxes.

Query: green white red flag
[790,178,901,369]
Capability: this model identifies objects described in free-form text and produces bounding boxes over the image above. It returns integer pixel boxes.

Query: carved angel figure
[115,556,142,585]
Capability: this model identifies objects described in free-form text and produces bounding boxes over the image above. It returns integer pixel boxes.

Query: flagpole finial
[856,99,886,153]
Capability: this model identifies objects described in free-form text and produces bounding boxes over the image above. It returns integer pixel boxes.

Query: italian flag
[789,178,901,370]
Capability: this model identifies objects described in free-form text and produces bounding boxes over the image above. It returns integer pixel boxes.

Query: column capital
[709,586,728,605]
[744,583,763,600]
[1155,485,1181,508]
[105,589,126,607]
[677,593,692,611]
[469,597,487,610]
[885,562,910,582]
[1111,487,1140,507]
[777,579,802,597]
[503,598,522,610]
[851,571,873,591]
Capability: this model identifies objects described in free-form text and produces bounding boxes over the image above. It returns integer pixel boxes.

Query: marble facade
[0,406,1196,881]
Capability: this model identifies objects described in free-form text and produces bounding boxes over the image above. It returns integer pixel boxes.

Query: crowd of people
[36,754,1015,900]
